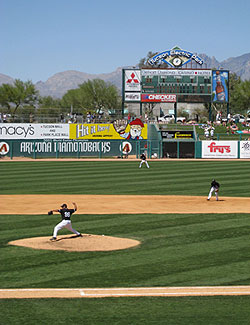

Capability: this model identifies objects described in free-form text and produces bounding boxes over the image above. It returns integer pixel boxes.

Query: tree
[229,72,241,93]
[61,79,121,116]
[139,51,158,68]
[0,79,38,119]
[143,102,157,117]
[227,73,241,114]
[192,106,209,123]
[177,107,190,120]
[230,79,250,114]
[39,96,61,108]
[0,83,13,112]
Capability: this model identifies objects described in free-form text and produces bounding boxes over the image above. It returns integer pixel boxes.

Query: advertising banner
[202,141,237,158]
[240,141,250,158]
[0,123,147,140]
[141,94,176,103]
[124,70,141,92]
[0,141,9,155]
[161,130,194,139]
[70,121,147,140]
[18,140,112,155]
[212,70,229,102]
[0,124,69,139]
[1,139,140,158]
[124,92,141,102]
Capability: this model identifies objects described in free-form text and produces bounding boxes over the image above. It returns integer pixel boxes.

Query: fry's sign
[202,141,237,158]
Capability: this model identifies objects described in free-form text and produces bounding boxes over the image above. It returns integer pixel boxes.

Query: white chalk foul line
[0,288,79,291]
[80,291,250,297]
[2,286,250,298]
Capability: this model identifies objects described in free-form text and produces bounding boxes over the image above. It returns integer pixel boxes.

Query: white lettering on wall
[20,141,111,154]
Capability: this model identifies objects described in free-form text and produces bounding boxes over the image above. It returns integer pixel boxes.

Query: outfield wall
[1,139,250,159]
[163,140,250,159]
[0,123,160,159]
[0,139,162,159]
[1,123,250,159]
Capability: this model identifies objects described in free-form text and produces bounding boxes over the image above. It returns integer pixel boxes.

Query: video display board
[141,69,212,103]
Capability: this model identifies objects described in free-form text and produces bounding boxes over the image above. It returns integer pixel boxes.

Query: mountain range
[1,53,250,98]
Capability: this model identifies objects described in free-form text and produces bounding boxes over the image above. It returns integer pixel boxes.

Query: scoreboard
[122,46,229,120]
[123,68,229,104]
[141,69,212,103]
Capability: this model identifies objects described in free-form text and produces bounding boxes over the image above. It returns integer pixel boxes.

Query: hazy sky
[1,0,249,82]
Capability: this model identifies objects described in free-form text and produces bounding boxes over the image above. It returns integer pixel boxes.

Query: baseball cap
[61,203,67,208]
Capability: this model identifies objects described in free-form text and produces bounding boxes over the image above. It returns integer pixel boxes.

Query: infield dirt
[2,194,250,215]
[3,194,250,252]
[3,194,250,298]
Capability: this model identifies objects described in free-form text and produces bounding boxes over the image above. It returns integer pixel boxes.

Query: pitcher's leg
[65,221,81,236]
[207,187,214,200]
[53,220,67,238]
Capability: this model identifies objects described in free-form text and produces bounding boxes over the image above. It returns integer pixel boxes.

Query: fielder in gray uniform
[49,202,82,241]
[139,153,150,168]
[207,179,220,201]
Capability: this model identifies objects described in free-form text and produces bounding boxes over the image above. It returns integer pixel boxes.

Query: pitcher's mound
[8,234,141,252]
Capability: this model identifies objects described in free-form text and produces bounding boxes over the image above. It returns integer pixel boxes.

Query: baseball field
[1,158,250,324]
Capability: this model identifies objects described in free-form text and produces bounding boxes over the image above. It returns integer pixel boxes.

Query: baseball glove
[48,211,53,215]
[113,119,128,134]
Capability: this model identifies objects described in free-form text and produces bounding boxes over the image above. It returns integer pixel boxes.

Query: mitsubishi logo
[127,72,139,84]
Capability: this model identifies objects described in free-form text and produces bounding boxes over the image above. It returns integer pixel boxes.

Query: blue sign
[212,70,229,102]
[148,46,204,68]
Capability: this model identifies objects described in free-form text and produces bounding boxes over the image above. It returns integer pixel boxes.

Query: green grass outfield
[1,160,250,324]
[1,160,250,196]
[2,296,250,325]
